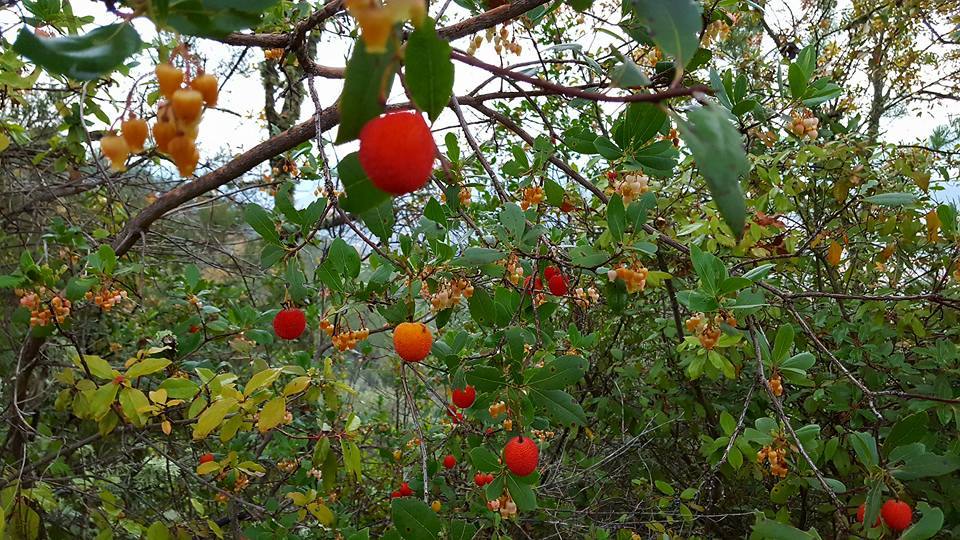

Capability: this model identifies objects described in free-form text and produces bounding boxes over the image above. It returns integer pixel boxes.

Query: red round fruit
[548,274,568,296]
[523,276,542,294]
[857,503,880,527]
[484,473,494,484]
[451,386,476,409]
[273,308,306,340]
[443,455,456,469]
[503,435,539,477]
[390,490,401,498]
[543,266,559,281]
[881,499,912,532]
[199,453,215,464]
[189,324,200,334]
[399,482,414,497]
[358,111,436,195]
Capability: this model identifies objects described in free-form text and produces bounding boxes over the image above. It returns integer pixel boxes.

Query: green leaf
[89,382,120,419]
[446,521,477,540]
[890,453,960,480]
[360,199,396,242]
[192,398,238,440]
[500,203,525,242]
[257,396,286,433]
[13,23,142,81]
[863,192,916,206]
[164,1,278,38]
[751,518,817,539]
[525,356,587,390]
[530,388,586,426]
[465,365,505,391]
[781,352,815,371]
[341,439,362,481]
[788,45,816,99]
[65,276,99,301]
[506,474,537,511]
[391,498,441,540]
[405,18,453,121]
[469,447,500,472]
[614,102,666,149]
[339,152,391,213]
[146,521,170,540]
[719,411,736,436]
[900,503,944,540]
[244,204,279,244]
[849,431,878,468]
[336,36,399,144]
[610,53,651,89]
[274,184,301,225]
[125,358,171,379]
[119,387,150,427]
[76,355,117,380]
[884,412,928,456]
[607,194,626,242]
[159,378,200,399]
[630,0,702,68]
[690,244,726,294]
[452,248,506,266]
[245,368,281,396]
[677,103,750,236]
[771,324,794,364]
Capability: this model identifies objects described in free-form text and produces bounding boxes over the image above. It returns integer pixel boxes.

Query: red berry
[474,472,485,486]
[503,436,539,477]
[484,473,494,484]
[199,453,215,464]
[399,482,414,497]
[522,276,542,294]
[451,386,476,408]
[484,428,494,437]
[273,308,306,340]
[443,455,456,469]
[606,170,617,180]
[559,201,575,213]
[390,490,401,498]
[548,274,568,296]
[358,111,436,195]
[881,499,912,532]
[857,503,880,527]
[543,266,559,281]
[445,407,464,424]
[189,324,200,334]
[113,375,125,385]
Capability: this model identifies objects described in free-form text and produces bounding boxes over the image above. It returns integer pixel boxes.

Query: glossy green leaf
[13,23,142,81]
[336,36,399,143]
[405,18,453,121]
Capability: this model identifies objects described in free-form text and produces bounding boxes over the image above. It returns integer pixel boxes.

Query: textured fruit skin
[190,74,219,106]
[153,121,177,153]
[393,322,432,362]
[156,63,184,99]
[172,88,204,124]
[503,436,539,476]
[474,472,485,486]
[548,274,568,296]
[100,135,130,172]
[121,118,149,153]
[399,482,414,497]
[452,385,476,408]
[358,111,436,195]
[273,308,306,340]
[543,266,559,281]
[443,455,456,469]
[857,503,880,527]
[523,276,542,294]
[199,453,215,464]
[881,499,912,531]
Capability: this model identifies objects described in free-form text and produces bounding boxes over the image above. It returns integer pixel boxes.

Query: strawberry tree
[1,0,960,539]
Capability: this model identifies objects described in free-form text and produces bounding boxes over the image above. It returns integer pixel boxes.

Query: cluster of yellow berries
[466,25,522,56]
[100,116,148,172]
[789,111,819,140]
[152,62,219,176]
[502,418,513,431]
[487,492,518,517]
[632,47,661,69]
[609,173,650,205]
[504,255,524,285]
[530,429,556,441]
[702,19,731,45]
[757,445,789,478]
[769,373,784,397]
[331,327,370,352]
[17,288,71,327]
[573,286,600,307]
[427,278,475,312]
[520,186,544,210]
[277,459,299,473]
[85,286,128,312]
[488,401,508,418]
[264,48,285,60]
[607,264,649,293]
[685,312,733,350]
[307,467,323,480]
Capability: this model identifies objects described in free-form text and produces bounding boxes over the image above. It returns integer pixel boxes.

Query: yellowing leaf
[192,398,238,440]
[125,358,171,379]
[257,396,286,433]
[149,389,168,403]
[89,382,120,419]
[283,376,311,396]
[287,492,310,506]
[197,461,220,475]
[244,368,281,397]
[826,240,842,267]
[76,355,117,380]
[306,502,335,525]
[162,419,172,435]
[926,210,941,243]
[0,132,10,154]
[119,387,150,427]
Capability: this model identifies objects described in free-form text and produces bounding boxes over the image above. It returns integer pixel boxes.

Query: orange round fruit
[100,135,130,172]
[190,73,219,107]
[171,89,204,124]
[167,136,200,176]
[121,117,149,153]
[358,111,436,195]
[393,322,432,362]
[156,63,184,99]
[503,435,539,476]
[152,121,177,153]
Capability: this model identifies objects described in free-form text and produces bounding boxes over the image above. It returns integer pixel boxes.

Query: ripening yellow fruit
[827,240,843,267]
[156,63,184,99]
[152,121,177,154]
[168,136,200,177]
[190,74,219,107]
[431,500,441,512]
[121,117,149,153]
[171,89,204,125]
[100,135,130,172]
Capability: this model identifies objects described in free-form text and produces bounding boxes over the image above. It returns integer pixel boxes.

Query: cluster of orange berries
[504,255,524,285]
[520,186,544,210]
[502,418,513,431]
[789,111,820,140]
[264,48,285,60]
[530,429,556,441]
[85,286,128,312]
[685,312,733,350]
[441,186,471,207]
[331,328,370,352]
[100,116,149,172]
[660,128,680,147]
[152,62,219,176]
[757,445,789,478]
[702,19,731,45]
[607,264,649,293]
[277,459,299,473]
[427,278,475,312]
[573,286,600,307]
[17,288,71,327]
[466,25,522,56]
[487,492,518,518]
[769,373,784,397]
[488,401,508,418]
